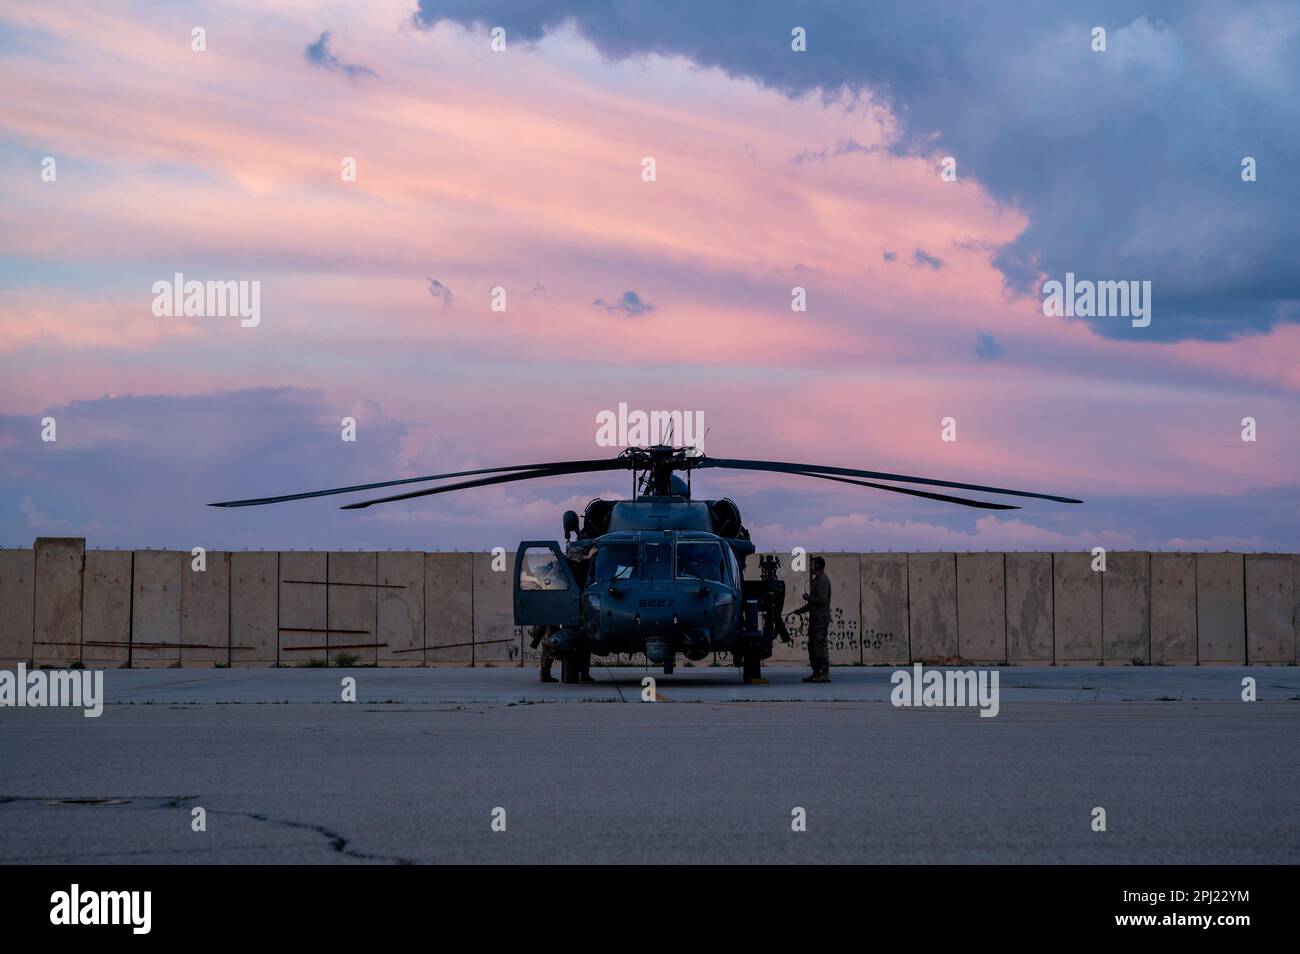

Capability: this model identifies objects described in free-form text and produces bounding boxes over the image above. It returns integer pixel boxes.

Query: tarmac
[1,666,1298,864]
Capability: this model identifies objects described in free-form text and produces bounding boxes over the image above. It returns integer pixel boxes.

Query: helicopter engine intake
[680,627,711,661]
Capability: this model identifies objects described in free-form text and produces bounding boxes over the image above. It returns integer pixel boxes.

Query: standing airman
[792,555,832,682]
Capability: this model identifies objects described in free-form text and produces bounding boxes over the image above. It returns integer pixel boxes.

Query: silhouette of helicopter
[211,445,1080,683]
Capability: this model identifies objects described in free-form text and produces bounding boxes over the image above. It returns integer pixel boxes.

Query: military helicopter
[211,445,1080,683]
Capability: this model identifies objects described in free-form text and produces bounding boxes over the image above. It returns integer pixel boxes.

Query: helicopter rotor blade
[340,461,628,510]
[791,471,1019,510]
[697,457,1081,505]
[209,457,622,508]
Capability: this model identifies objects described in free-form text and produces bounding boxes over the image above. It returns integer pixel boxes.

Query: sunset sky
[0,0,1297,552]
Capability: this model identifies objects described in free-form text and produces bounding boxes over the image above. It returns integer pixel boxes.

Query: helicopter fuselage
[513,493,785,678]
[573,529,741,663]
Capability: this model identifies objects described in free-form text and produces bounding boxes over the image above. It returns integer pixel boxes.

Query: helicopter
[211,445,1081,683]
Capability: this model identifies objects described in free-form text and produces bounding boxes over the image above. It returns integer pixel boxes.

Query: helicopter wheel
[740,651,763,683]
[560,657,581,685]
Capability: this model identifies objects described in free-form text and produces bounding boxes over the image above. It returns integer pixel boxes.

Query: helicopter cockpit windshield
[641,541,672,580]
[676,541,725,583]
[593,543,638,582]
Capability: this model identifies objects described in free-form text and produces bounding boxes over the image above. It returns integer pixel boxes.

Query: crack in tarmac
[0,794,419,865]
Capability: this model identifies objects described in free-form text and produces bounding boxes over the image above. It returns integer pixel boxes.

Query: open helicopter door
[513,541,582,628]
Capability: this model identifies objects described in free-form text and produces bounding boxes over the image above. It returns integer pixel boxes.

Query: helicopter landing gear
[735,650,766,684]
[560,648,591,685]
[663,658,674,675]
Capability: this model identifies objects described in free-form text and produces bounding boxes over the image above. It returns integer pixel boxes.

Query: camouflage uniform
[531,625,557,681]
[795,568,832,678]
[564,540,596,581]
[808,614,830,674]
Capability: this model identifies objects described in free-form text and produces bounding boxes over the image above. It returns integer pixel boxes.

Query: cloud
[18,496,102,536]
[973,332,1003,362]
[882,249,897,262]
[415,1,1300,343]
[790,138,877,164]
[912,248,943,270]
[0,389,409,549]
[593,290,654,317]
[741,482,1300,553]
[2,388,1296,553]
[304,31,376,80]
[426,277,454,306]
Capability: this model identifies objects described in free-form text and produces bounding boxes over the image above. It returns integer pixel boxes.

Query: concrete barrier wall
[1103,552,1149,665]
[1054,552,1102,665]
[378,551,424,666]
[1244,554,1292,664]
[34,537,83,667]
[908,553,957,660]
[1151,553,1197,664]
[860,553,909,664]
[132,550,182,668]
[472,551,521,665]
[1197,553,1245,664]
[279,551,327,666]
[426,552,472,665]
[182,552,229,667]
[0,549,35,665]
[1,544,1295,667]
[957,553,1005,664]
[1006,552,1053,663]
[231,552,277,666]
[822,553,862,664]
[83,550,131,668]
[328,551,378,666]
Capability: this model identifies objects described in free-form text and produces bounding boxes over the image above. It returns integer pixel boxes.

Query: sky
[0,0,1296,553]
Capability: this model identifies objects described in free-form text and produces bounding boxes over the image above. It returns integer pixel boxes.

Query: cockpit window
[519,546,570,591]
[676,542,725,583]
[593,543,638,581]
[642,541,672,580]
